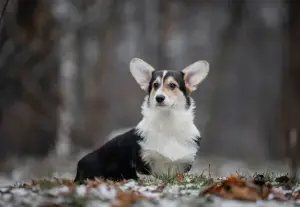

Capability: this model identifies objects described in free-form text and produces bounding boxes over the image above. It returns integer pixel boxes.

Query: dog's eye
[169,83,177,90]
[153,82,159,89]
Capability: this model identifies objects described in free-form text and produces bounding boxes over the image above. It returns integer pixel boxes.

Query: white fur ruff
[135,96,200,176]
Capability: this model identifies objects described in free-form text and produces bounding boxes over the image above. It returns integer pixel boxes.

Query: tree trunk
[280,0,300,178]
[52,0,80,157]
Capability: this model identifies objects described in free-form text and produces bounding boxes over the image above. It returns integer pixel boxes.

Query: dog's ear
[182,60,209,92]
[130,58,155,91]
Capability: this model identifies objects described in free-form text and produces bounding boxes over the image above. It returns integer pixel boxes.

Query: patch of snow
[2,193,12,201]
[139,186,161,198]
[185,177,191,183]
[164,185,180,194]
[159,199,179,207]
[52,172,74,180]
[76,185,87,196]
[120,180,137,191]
[185,183,197,188]
[139,186,157,192]
[180,189,199,196]
[10,188,28,196]
[97,184,117,200]
[47,186,69,196]
[0,187,9,193]
[0,176,14,187]
[267,193,274,200]
[294,186,300,193]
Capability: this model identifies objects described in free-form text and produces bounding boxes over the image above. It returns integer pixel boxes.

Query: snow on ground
[0,172,299,207]
[0,150,299,206]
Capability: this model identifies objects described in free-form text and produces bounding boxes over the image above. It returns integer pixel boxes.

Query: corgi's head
[130,58,209,110]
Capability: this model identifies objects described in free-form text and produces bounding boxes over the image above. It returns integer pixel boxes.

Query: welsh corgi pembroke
[74,58,209,182]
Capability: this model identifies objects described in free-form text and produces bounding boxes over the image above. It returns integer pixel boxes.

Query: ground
[0,151,299,207]
[0,172,299,207]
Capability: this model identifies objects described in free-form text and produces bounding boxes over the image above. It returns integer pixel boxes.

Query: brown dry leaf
[113,179,127,187]
[199,182,223,196]
[200,174,295,202]
[113,191,144,207]
[200,175,264,201]
[220,184,262,201]
[31,180,41,186]
[60,179,77,189]
[67,184,77,193]
[295,193,300,200]
[20,182,32,189]
[200,175,246,197]
[224,176,247,187]
[177,174,184,182]
[86,178,105,188]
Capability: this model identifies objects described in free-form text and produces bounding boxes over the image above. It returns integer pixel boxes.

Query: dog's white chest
[139,135,197,175]
[139,131,197,162]
[136,111,200,176]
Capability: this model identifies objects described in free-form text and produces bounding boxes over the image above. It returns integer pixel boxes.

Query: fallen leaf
[177,174,184,182]
[220,184,262,201]
[200,175,266,201]
[199,182,223,196]
[86,178,105,188]
[224,176,246,187]
[113,191,144,207]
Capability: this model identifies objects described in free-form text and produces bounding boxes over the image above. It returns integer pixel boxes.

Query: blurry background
[0,0,299,184]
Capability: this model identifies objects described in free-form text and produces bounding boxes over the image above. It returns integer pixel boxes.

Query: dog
[74,58,209,182]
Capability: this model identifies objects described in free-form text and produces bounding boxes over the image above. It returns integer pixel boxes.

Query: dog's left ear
[130,58,155,91]
[182,60,209,92]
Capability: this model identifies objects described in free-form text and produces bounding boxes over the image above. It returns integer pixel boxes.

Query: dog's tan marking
[162,76,181,97]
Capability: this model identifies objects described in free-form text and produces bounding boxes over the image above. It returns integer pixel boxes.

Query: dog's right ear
[130,58,155,91]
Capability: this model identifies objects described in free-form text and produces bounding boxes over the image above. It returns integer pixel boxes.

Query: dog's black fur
[74,129,152,182]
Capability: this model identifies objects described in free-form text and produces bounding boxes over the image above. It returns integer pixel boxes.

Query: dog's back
[74,129,145,182]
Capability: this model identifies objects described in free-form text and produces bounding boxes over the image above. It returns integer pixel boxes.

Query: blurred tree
[280,0,300,173]
[52,0,80,157]
[0,0,297,167]
[0,0,58,163]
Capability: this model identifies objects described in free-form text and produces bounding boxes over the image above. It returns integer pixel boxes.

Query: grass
[7,169,300,191]
[1,169,299,207]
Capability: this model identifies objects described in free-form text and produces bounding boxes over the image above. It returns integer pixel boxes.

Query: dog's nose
[156,95,165,103]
